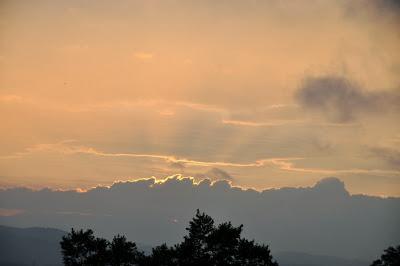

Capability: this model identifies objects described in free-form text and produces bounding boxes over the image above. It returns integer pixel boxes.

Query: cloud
[3,141,399,178]
[370,147,400,169]
[1,93,399,195]
[0,176,399,261]
[194,168,234,182]
[206,168,234,181]
[168,161,186,170]
[295,76,400,122]
[0,208,24,217]
[312,177,348,197]
[133,52,154,60]
[221,119,305,127]
[343,0,400,18]
[4,138,400,198]
[370,0,400,15]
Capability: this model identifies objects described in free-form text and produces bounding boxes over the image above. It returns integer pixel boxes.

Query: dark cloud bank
[295,76,400,122]
[1,176,399,261]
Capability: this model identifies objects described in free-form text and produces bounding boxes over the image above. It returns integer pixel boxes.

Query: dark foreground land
[4,218,397,266]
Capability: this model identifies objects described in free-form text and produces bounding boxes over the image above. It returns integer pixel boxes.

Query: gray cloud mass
[0,176,398,261]
[295,76,400,122]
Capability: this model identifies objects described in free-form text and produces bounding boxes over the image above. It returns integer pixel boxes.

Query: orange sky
[1,0,399,196]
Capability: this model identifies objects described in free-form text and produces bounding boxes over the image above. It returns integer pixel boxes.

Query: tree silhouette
[371,245,400,266]
[143,244,176,266]
[110,235,142,266]
[60,210,278,266]
[173,209,278,266]
[86,237,109,265]
[60,229,143,266]
[174,209,215,265]
[60,229,98,265]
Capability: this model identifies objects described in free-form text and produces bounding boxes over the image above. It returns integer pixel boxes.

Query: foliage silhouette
[110,235,144,266]
[371,245,400,266]
[60,229,99,265]
[61,229,143,266]
[61,209,278,265]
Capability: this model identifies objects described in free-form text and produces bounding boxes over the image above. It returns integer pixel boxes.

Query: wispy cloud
[222,119,305,127]
[2,141,399,177]
[133,52,154,60]
[266,158,400,176]
[0,208,24,217]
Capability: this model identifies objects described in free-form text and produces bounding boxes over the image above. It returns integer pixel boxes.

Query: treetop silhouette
[371,245,400,266]
[60,209,279,266]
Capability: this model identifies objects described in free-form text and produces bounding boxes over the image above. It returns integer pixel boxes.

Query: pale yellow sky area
[0,0,399,196]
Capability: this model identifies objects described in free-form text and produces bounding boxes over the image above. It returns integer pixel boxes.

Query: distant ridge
[0,225,371,266]
[0,225,66,266]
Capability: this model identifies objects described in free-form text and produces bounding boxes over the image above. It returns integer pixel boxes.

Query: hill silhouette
[0,224,385,266]
[0,225,65,266]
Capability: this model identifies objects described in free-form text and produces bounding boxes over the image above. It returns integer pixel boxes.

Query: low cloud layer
[0,176,398,261]
[295,76,400,122]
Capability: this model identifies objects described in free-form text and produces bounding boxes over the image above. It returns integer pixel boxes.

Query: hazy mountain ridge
[0,177,399,261]
[0,225,65,266]
[0,225,370,266]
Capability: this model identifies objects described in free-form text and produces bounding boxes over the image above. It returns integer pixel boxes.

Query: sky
[0,0,399,196]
